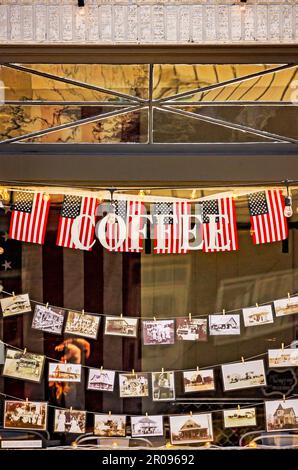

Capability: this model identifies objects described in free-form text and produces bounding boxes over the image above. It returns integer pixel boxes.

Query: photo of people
[176,318,207,341]
[221,360,266,391]
[1,294,31,317]
[94,414,126,437]
[119,373,149,398]
[31,304,65,335]
[48,363,82,383]
[3,348,45,383]
[4,400,48,431]
[242,305,274,327]
[104,316,138,338]
[54,409,86,434]
[142,320,175,345]
[64,311,100,339]
[152,371,175,401]
[268,348,298,368]
[274,296,298,317]
[87,368,115,392]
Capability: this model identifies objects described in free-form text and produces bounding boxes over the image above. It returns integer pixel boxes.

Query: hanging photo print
[87,368,115,392]
[183,369,215,393]
[265,399,298,432]
[152,371,175,401]
[3,349,45,383]
[104,316,138,338]
[119,373,149,398]
[142,320,175,345]
[64,311,100,339]
[209,314,240,336]
[54,409,86,434]
[169,413,213,445]
[1,294,31,318]
[131,415,164,438]
[268,349,298,368]
[31,304,65,335]
[223,408,257,428]
[48,363,82,383]
[176,318,207,341]
[274,296,298,317]
[94,414,126,437]
[4,401,48,431]
[242,305,274,327]
[221,359,266,391]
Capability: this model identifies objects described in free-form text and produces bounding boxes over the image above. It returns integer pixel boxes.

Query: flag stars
[2,232,9,242]
[2,260,12,271]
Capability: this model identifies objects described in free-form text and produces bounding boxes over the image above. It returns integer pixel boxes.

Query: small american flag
[9,191,50,245]
[57,195,98,250]
[152,201,191,254]
[200,197,238,252]
[248,190,288,245]
[106,200,145,252]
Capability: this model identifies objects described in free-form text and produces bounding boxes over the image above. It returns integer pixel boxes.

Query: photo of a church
[265,400,298,432]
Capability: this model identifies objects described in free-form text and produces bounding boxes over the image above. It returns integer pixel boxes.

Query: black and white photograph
[209,314,240,336]
[221,359,266,391]
[268,348,298,368]
[131,415,163,438]
[48,363,82,383]
[274,296,298,317]
[87,368,115,392]
[4,400,48,431]
[169,413,213,445]
[183,369,215,393]
[119,373,149,398]
[54,409,86,434]
[242,305,274,327]
[176,318,207,341]
[0,294,31,317]
[64,310,100,339]
[142,320,175,345]
[104,316,138,338]
[31,304,65,335]
[152,371,175,401]
[94,414,126,437]
[3,348,45,383]
[265,399,298,432]
[223,408,257,428]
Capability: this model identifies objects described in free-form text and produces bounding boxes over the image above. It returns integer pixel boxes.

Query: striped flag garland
[57,195,98,250]
[9,191,50,245]
[248,190,288,245]
[200,197,238,252]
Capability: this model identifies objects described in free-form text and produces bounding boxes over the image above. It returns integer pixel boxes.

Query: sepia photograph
[142,320,175,345]
[31,304,65,335]
[94,414,126,437]
[242,305,274,327]
[209,314,240,336]
[221,359,266,391]
[54,409,86,434]
[170,413,213,445]
[87,368,115,392]
[104,316,138,338]
[131,415,163,438]
[1,294,31,317]
[223,407,257,428]
[265,399,298,432]
[268,348,298,368]
[119,373,149,398]
[48,363,82,383]
[176,318,207,341]
[274,296,298,317]
[183,369,215,393]
[152,371,175,401]
[4,400,48,431]
[64,310,100,339]
[3,348,45,383]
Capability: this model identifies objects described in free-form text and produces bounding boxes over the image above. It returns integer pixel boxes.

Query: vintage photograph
[54,409,86,434]
[209,314,240,336]
[152,371,175,401]
[274,296,298,317]
[131,415,163,438]
[242,305,274,327]
[170,413,213,445]
[87,368,115,392]
[265,399,298,432]
[64,311,100,339]
[183,369,215,393]
[4,400,48,431]
[176,318,207,341]
[104,316,138,338]
[31,304,65,335]
[142,320,175,345]
[221,359,266,391]
[223,407,257,428]
[0,294,31,317]
[119,373,149,398]
[48,363,82,383]
[268,349,298,368]
[94,414,126,437]
[3,348,45,383]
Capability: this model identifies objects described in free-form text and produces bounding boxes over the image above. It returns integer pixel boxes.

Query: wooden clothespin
[153,316,156,322]
[256,303,259,308]
[12,291,15,299]
[241,356,245,363]
[196,366,200,372]
[46,302,49,309]
[100,365,103,371]
[132,369,135,376]
[145,412,148,417]
[70,406,73,412]
[108,410,112,416]
[288,292,291,301]
[222,309,226,315]
[190,411,193,417]
[23,348,27,355]
[81,309,85,316]
[161,367,164,374]
[237,404,240,411]
[188,313,192,321]
[64,358,67,364]
[283,395,286,403]
[120,313,123,319]
[281,343,284,350]
[25,397,29,403]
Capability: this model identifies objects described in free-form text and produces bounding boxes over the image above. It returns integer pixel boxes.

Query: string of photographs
[1,291,298,344]
[1,392,298,442]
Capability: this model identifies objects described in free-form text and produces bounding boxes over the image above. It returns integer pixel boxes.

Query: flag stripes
[201,197,238,252]
[153,201,191,254]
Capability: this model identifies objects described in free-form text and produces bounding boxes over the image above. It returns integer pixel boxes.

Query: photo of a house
[209,314,240,336]
[183,369,215,393]
[265,399,298,432]
[274,296,298,317]
[268,349,298,368]
[242,305,273,327]
[131,415,163,438]
[223,408,257,428]
[170,414,213,445]
[222,359,266,391]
